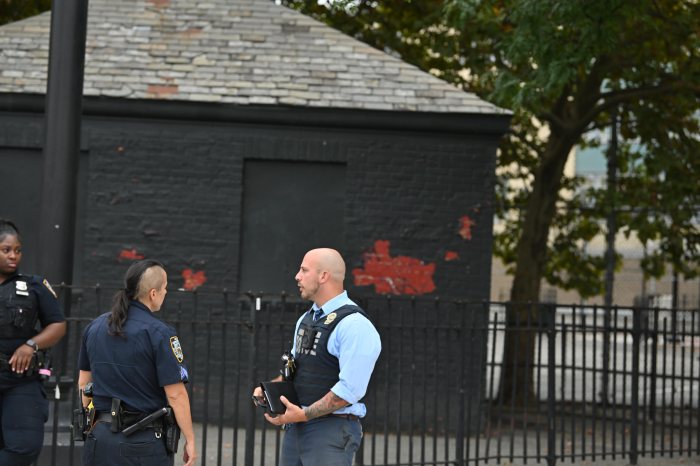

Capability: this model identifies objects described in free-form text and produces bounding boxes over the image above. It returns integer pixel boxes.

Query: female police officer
[0,219,66,465]
[77,259,196,466]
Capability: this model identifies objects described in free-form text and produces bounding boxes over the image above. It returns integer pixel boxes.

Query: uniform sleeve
[153,326,189,387]
[329,314,382,404]
[31,276,65,326]
[77,324,91,371]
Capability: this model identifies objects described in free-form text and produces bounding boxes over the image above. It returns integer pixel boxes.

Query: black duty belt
[95,411,162,430]
[327,413,360,421]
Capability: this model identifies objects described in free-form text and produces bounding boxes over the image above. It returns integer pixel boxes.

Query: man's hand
[264,396,307,425]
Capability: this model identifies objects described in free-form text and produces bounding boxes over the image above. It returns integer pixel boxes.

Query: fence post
[600,305,612,406]
[454,301,466,466]
[629,309,641,465]
[244,294,260,466]
[546,303,557,466]
[648,309,658,421]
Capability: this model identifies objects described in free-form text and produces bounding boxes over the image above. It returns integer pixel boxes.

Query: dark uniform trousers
[0,380,48,466]
[281,416,362,466]
[83,422,173,466]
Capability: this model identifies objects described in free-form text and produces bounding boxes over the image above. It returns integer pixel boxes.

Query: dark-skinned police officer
[0,219,66,465]
[77,259,196,466]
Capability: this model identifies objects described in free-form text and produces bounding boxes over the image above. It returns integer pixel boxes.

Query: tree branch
[507,127,545,155]
[580,80,698,127]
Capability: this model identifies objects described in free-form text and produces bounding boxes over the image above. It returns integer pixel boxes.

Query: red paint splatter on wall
[458,215,475,240]
[119,248,144,261]
[444,251,459,261]
[352,240,436,295]
[182,269,207,291]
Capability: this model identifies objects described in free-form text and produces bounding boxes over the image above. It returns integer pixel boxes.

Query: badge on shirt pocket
[15,281,29,296]
[170,336,184,362]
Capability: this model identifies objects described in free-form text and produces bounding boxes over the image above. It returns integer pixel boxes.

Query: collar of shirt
[0,272,20,286]
[129,300,152,314]
[310,291,356,319]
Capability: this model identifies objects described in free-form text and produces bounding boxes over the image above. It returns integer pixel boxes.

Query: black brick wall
[1,105,502,432]
[0,110,500,300]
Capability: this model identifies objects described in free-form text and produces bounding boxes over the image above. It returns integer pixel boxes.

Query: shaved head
[136,266,166,300]
[308,248,346,283]
[295,248,347,306]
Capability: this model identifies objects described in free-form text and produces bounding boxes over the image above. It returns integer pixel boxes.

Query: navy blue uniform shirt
[0,273,64,360]
[78,301,189,413]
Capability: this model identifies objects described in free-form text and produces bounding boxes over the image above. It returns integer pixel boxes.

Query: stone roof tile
[0,0,507,115]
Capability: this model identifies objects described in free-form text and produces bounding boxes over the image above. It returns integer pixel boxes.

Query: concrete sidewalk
[193,422,700,466]
[36,421,700,465]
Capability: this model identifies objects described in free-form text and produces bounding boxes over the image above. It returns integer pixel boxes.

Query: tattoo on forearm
[303,392,348,420]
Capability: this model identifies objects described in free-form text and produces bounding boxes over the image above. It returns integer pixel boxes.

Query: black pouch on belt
[110,398,122,433]
[163,407,181,454]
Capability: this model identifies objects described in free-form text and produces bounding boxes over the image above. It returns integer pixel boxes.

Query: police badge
[324,312,337,325]
[170,336,184,362]
[16,281,29,296]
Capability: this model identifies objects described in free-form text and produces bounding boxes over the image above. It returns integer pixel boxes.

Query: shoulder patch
[42,279,58,298]
[170,336,184,362]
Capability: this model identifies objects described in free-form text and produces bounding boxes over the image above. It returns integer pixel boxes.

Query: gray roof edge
[0,92,511,137]
[0,0,507,115]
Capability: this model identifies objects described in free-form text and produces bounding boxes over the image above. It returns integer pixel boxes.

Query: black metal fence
[35,286,700,466]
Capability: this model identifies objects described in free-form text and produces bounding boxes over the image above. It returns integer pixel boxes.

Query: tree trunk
[497,128,579,406]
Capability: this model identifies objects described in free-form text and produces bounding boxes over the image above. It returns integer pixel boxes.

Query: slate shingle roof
[0,0,506,114]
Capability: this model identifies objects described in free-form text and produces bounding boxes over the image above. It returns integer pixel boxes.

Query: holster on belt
[163,406,181,454]
[71,406,87,442]
[71,383,94,442]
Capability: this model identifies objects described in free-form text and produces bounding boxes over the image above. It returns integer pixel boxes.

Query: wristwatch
[25,339,39,352]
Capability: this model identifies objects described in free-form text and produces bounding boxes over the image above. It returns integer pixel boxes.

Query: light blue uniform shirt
[291,291,382,417]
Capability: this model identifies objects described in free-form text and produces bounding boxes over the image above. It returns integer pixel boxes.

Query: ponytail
[108,288,131,337]
[108,259,164,337]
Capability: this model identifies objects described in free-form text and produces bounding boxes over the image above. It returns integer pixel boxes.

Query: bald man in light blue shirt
[254,248,381,466]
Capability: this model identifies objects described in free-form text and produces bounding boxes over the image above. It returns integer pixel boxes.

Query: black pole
[38,0,89,292]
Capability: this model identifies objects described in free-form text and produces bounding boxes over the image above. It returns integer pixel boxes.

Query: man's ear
[319,270,330,284]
